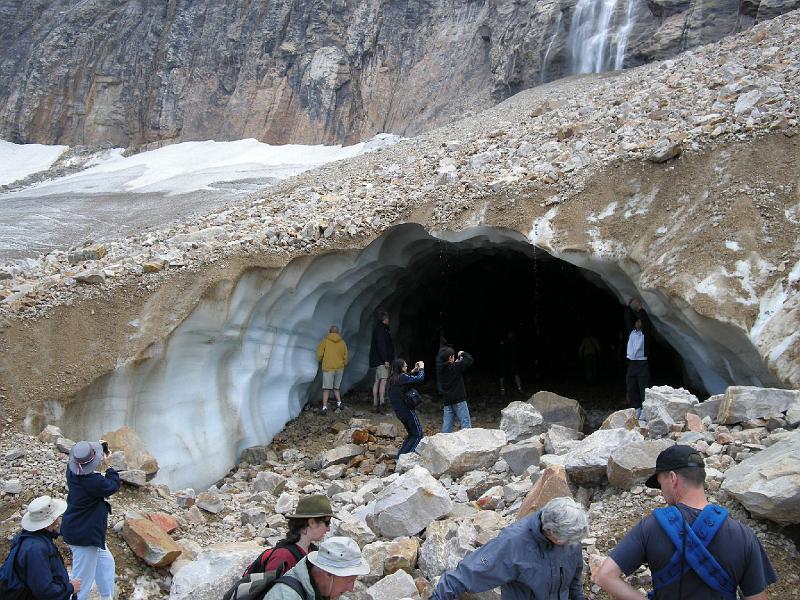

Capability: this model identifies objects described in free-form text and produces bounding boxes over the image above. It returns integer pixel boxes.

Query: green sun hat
[288,494,335,518]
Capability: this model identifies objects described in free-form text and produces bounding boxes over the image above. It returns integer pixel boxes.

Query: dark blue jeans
[393,403,423,457]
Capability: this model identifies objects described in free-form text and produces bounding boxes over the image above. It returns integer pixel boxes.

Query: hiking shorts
[374,364,390,381]
[322,369,344,390]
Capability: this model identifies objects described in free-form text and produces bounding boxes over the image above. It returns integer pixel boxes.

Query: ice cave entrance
[60,224,778,490]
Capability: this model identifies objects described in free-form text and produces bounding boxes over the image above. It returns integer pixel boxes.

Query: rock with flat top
[417,429,507,477]
[718,386,800,424]
[607,439,675,489]
[562,428,644,485]
[169,541,261,600]
[123,518,182,567]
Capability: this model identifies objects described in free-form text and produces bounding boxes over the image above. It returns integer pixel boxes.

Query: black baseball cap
[645,444,705,488]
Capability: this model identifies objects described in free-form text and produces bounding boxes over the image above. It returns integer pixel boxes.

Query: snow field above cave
[0,140,68,186]
[0,134,400,196]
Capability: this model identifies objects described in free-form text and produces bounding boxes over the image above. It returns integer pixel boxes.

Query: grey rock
[718,386,800,424]
[1,479,22,494]
[500,439,544,475]
[119,469,147,487]
[544,425,584,455]
[647,137,682,163]
[529,391,586,431]
[169,541,262,600]
[252,471,287,496]
[366,569,420,600]
[3,448,25,461]
[54,437,75,454]
[643,386,700,421]
[562,428,644,485]
[240,445,277,465]
[696,395,724,422]
[318,444,366,468]
[721,431,800,525]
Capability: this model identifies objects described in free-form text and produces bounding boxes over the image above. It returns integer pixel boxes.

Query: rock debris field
[1,10,799,321]
[1,386,799,599]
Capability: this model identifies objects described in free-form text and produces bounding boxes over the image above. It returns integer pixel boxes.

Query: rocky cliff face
[1,0,798,148]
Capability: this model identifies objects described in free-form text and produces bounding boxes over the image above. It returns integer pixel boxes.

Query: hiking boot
[373,404,380,413]
[335,402,342,413]
[320,405,328,416]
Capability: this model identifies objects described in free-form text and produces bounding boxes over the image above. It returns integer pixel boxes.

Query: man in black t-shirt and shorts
[593,445,777,599]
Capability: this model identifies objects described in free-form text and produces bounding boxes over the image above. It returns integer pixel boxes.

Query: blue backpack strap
[650,505,737,599]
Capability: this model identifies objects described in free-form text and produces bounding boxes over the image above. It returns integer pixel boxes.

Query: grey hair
[540,497,589,545]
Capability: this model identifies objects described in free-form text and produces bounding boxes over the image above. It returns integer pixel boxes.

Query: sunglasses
[317,517,332,526]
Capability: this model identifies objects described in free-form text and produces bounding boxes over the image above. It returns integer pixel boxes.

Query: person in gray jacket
[263,536,370,600]
[430,497,589,600]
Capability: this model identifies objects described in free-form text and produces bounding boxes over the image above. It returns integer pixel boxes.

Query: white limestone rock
[562,428,644,485]
[499,401,544,441]
[600,408,638,430]
[607,439,675,489]
[529,391,586,431]
[417,429,508,477]
[718,386,800,424]
[332,518,377,548]
[643,386,699,422]
[274,491,299,515]
[362,540,391,584]
[544,425,584,455]
[169,541,261,600]
[365,466,452,537]
[366,568,420,600]
[721,431,800,525]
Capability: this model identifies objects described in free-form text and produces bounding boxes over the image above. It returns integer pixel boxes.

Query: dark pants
[393,402,423,457]
[626,359,650,408]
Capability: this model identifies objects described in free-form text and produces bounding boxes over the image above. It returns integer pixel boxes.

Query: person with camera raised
[61,440,120,600]
[387,357,425,457]
[436,347,473,432]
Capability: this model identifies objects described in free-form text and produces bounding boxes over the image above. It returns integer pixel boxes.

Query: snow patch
[5,135,400,197]
[0,140,68,186]
[725,240,741,251]
[528,207,559,250]
[623,186,658,219]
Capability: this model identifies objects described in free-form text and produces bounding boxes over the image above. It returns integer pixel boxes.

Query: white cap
[307,537,370,577]
[21,496,68,531]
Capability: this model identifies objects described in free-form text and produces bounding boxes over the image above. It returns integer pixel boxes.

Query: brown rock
[351,429,370,444]
[148,512,179,534]
[685,413,705,433]
[516,464,572,519]
[383,537,419,575]
[101,426,159,477]
[123,518,182,567]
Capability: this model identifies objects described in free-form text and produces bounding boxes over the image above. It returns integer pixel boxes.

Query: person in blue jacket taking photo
[387,357,425,457]
[61,440,121,600]
[0,495,80,599]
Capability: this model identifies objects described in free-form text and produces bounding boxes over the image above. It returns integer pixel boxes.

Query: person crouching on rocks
[263,537,370,600]
[60,440,120,600]
[244,494,335,576]
[387,357,425,458]
[0,495,80,599]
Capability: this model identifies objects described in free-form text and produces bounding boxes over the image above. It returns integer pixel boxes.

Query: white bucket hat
[21,496,68,531]
[307,537,370,577]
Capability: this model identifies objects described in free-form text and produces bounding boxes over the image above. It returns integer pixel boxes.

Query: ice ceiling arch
[60,224,781,489]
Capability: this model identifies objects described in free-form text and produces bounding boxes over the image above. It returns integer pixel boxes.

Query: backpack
[649,504,737,599]
[221,573,308,600]
[243,544,305,577]
[0,536,34,600]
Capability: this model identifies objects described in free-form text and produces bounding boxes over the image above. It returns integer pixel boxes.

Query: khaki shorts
[322,369,344,390]
[374,364,390,381]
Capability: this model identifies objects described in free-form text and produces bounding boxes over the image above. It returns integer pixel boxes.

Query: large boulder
[644,404,676,438]
[499,402,544,441]
[366,466,452,537]
[643,386,699,422]
[383,537,420,575]
[529,391,586,431]
[721,431,800,525]
[102,426,159,478]
[695,395,724,422]
[169,542,261,600]
[252,471,287,495]
[562,428,644,485]
[517,464,572,519]
[332,517,377,547]
[500,439,544,475]
[607,439,675,489]
[718,387,800,424]
[123,518,182,567]
[417,429,507,477]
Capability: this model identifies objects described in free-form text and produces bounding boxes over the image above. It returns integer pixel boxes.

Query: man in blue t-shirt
[593,445,777,599]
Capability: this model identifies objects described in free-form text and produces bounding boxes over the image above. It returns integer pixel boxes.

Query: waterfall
[567,0,637,74]
[541,12,563,83]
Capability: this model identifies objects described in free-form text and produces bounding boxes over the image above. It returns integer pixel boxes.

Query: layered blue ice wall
[59,224,780,490]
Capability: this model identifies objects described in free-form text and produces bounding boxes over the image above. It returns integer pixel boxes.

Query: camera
[100,440,110,456]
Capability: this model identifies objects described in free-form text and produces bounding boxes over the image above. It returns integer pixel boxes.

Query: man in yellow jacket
[316,325,349,415]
